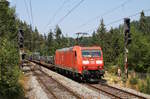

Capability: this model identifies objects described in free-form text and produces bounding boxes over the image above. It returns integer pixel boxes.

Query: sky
[9,0,150,37]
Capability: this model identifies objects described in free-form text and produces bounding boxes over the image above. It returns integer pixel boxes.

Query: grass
[104,71,150,95]
[18,73,30,99]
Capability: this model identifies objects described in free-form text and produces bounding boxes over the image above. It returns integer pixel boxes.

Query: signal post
[124,18,131,78]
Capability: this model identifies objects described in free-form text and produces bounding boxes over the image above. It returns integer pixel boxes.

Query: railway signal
[124,18,131,46]
[124,18,131,78]
[18,29,24,49]
[18,29,25,68]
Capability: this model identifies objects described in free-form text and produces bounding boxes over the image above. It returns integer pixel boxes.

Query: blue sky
[9,0,150,37]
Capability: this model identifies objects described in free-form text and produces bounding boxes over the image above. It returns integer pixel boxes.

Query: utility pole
[75,32,88,45]
[124,18,131,78]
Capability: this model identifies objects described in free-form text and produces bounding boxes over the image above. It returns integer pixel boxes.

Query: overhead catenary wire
[56,0,85,25]
[29,0,34,28]
[23,0,32,26]
[106,8,150,26]
[43,0,69,32]
[75,0,131,30]
[82,8,150,33]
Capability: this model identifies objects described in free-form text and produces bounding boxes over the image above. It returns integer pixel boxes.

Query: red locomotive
[55,46,104,81]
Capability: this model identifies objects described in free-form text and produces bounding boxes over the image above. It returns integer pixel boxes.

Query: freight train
[55,46,104,81]
[30,45,105,81]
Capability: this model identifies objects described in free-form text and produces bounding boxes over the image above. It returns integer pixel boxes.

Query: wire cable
[43,0,69,32]
[29,0,34,28]
[82,8,150,33]
[75,0,131,29]
[56,0,85,24]
[23,0,32,25]
[106,8,150,26]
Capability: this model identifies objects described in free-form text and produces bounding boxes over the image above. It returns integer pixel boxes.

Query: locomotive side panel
[73,46,82,74]
[55,48,78,73]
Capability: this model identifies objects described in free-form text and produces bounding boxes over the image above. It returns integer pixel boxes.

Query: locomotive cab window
[82,50,101,57]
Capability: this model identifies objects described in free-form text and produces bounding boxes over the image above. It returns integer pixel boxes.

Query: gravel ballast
[40,66,110,99]
[23,62,50,99]
[23,72,49,99]
[110,84,150,99]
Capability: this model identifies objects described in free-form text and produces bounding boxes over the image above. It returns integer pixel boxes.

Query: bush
[107,66,118,75]
[138,81,146,93]
[0,39,24,99]
[145,76,150,94]
[121,73,127,83]
[129,76,138,85]
[0,82,24,99]
[147,67,150,73]
[138,76,150,94]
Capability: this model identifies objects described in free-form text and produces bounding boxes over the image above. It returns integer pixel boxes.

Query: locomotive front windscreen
[82,50,101,57]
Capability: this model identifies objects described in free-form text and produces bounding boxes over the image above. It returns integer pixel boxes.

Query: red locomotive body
[55,46,104,80]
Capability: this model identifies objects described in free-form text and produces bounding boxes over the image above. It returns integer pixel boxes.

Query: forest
[0,0,150,98]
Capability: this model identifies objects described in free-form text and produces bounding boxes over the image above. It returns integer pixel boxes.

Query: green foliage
[128,25,150,72]
[0,0,18,40]
[121,74,127,83]
[0,1,24,98]
[116,53,124,71]
[107,66,118,75]
[147,67,150,73]
[138,76,150,94]
[129,76,138,85]
[145,76,150,94]
[0,39,24,99]
[138,81,146,93]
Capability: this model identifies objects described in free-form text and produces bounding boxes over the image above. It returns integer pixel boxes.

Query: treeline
[22,24,76,56]
[21,11,150,73]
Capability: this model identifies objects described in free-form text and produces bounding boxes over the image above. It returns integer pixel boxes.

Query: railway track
[29,60,148,99]
[30,63,81,99]
[86,83,147,99]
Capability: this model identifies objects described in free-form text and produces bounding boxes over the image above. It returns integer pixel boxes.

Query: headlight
[96,60,103,64]
[82,60,89,64]
[82,66,87,69]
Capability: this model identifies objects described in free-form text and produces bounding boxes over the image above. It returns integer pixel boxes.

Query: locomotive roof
[56,46,101,52]
[81,46,101,50]
[56,47,73,52]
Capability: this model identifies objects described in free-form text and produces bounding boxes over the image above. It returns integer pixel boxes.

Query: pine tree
[0,0,17,40]
[54,25,62,49]
[92,31,98,45]
[97,19,106,35]
[55,25,62,41]
[47,30,53,46]
[96,19,106,47]
[139,11,146,34]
